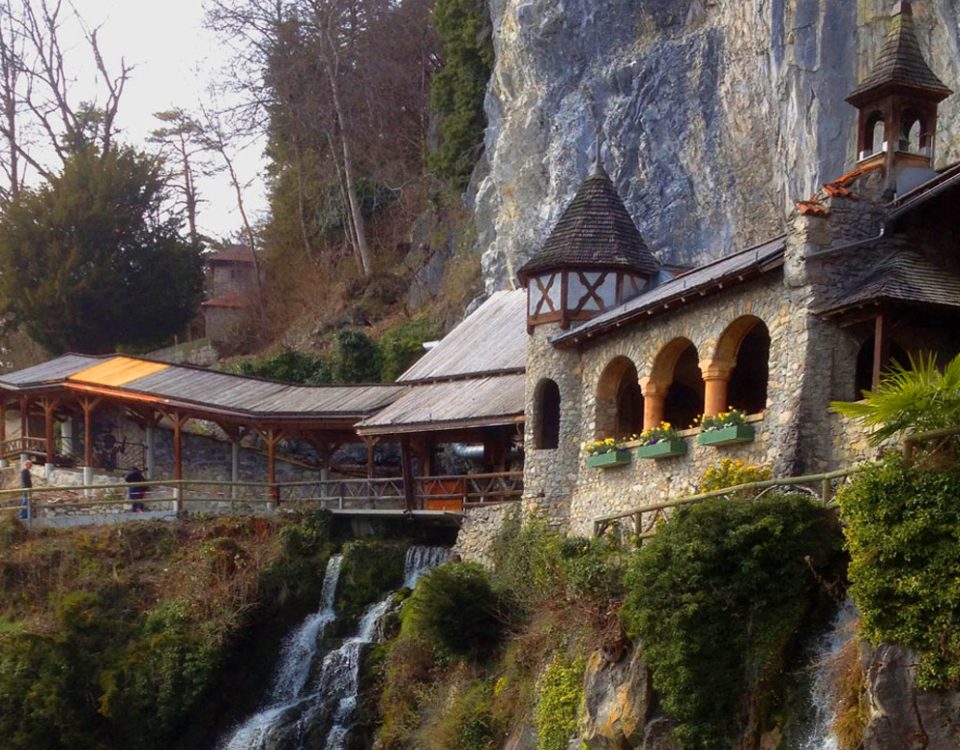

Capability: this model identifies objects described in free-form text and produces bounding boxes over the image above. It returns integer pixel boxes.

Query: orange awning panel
[68,356,169,388]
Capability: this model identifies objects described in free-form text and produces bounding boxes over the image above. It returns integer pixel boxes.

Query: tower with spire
[516,158,658,333]
[846,1,953,190]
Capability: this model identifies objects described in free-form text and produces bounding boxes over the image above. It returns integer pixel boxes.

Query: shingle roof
[398,291,527,383]
[357,374,526,435]
[517,166,658,280]
[847,1,952,105]
[550,235,786,346]
[817,251,960,315]
[207,245,256,264]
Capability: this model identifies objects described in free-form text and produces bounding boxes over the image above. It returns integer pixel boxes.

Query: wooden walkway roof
[0,354,404,428]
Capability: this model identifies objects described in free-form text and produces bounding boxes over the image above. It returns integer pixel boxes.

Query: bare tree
[0,0,131,199]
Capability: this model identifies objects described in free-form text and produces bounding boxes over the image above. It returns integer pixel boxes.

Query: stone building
[517,1,960,536]
[201,245,259,344]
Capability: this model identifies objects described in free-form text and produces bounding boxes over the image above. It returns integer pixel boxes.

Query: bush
[489,517,565,610]
[379,315,440,382]
[698,458,772,494]
[331,329,382,383]
[838,454,960,688]
[408,562,504,659]
[620,494,843,750]
[534,652,585,750]
[227,349,330,384]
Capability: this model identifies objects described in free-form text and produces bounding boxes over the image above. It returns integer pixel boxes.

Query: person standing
[19,460,31,521]
[125,466,146,511]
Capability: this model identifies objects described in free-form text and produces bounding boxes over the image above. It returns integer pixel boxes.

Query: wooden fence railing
[592,467,859,539]
[594,422,960,540]
[0,470,523,521]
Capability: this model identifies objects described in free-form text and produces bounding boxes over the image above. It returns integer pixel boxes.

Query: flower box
[586,449,632,468]
[636,440,687,459]
[698,424,755,447]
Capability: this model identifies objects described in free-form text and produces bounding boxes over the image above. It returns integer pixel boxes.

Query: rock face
[581,647,681,750]
[862,644,960,750]
[477,0,960,291]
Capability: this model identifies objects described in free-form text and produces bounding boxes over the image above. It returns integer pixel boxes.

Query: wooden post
[41,398,59,467]
[362,436,378,479]
[256,427,284,507]
[400,435,415,512]
[0,396,6,460]
[79,397,101,468]
[166,411,191,513]
[19,396,27,448]
[872,311,892,390]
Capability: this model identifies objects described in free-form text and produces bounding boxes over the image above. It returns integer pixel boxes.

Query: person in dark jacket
[19,460,31,520]
[125,466,146,511]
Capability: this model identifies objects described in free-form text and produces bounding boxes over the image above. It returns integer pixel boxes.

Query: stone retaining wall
[454,502,520,566]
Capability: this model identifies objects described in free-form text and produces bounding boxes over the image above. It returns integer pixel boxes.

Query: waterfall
[219,545,451,750]
[403,544,453,588]
[220,554,343,750]
[795,599,859,750]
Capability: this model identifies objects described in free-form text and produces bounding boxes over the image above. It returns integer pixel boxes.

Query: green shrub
[838,454,960,688]
[227,349,330,384]
[379,315,440,381]
[489,516,565,609]
[335,540,407,627]
[620,494,842,750]
[698,458,772,494]
[831,351,960,445]
[331,329,382,383]
[428,0,493,187]
[440,681,498,750]
[408,562,504,659]
[535,652,585,750]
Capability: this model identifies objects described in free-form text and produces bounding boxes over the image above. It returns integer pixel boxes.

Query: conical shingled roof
[517,165,658,281]
[847,1,952,105]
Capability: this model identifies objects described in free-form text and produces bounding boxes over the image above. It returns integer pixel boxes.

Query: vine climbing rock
[581,646,680,749]
[862,644,960,750]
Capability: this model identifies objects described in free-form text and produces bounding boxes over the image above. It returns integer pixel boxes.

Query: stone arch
[596,356,644,439]
[533,378,561,449]
[712,316,771,415]
[644,338,703,430]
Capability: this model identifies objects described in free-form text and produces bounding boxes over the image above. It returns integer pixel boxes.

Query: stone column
[639,378,666,430]
[700,359,735,417]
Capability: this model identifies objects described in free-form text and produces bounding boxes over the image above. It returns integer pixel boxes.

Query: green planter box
[698,424,755,447]
[636,439,687,459]
[586,449,631,468]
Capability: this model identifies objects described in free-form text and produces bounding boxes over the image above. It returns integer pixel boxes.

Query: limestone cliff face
[476,0,960,291]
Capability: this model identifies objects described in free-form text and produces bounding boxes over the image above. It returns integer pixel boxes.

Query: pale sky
[54,0,268,241]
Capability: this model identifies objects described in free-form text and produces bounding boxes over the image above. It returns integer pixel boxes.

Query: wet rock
[581,647,653,749]
[862,643,960,750]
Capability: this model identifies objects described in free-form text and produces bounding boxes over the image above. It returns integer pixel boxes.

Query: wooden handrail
[593,467,861,538]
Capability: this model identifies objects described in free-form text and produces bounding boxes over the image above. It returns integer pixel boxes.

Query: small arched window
[534,379,561,449]
[865,111,885,155]
[900,110,923,152]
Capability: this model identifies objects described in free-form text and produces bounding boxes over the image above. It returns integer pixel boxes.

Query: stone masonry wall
[454,501,520,566]
[563,272,816,536]
[522,323,585,528]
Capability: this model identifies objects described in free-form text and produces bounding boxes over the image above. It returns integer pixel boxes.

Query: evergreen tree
[428,0,493,188]
[0,145,204,354]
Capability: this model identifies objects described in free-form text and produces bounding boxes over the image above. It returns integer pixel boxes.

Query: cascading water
[219,545,451,750]
[403,544,453,588]
[794,599,859,750]
[220,554,343,750]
